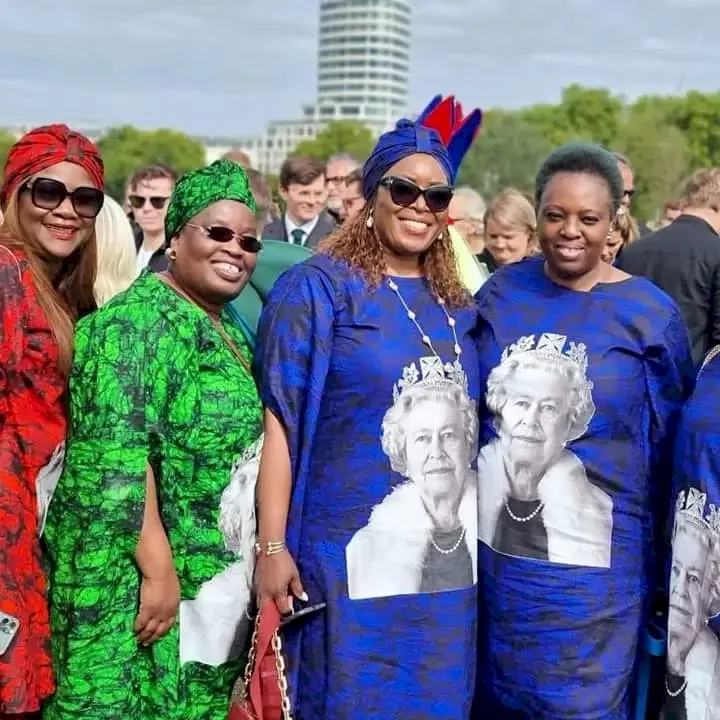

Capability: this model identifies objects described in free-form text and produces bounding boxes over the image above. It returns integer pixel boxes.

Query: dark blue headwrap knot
[361,118,455,200]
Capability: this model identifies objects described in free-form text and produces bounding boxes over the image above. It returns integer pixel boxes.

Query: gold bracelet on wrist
[255,540,287,557]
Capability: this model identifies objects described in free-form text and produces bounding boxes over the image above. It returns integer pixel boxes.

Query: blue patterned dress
[663,349,720,720]
[471,257,693,719]
[255,254,480,719]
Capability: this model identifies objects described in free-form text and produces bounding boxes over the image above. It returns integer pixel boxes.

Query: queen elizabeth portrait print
[477,333,613,568]
[179,437,261,667]
[346,356,479,600]
[662,488,720,719]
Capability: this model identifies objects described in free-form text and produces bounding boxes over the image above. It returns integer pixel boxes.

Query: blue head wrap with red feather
[361,119,452,200]
[361,95,483,201]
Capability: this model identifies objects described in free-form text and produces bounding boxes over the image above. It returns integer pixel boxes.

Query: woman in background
[0,124,103,718]
[602,208,639,266]
[94,195,138,305]
[477,188,536,274]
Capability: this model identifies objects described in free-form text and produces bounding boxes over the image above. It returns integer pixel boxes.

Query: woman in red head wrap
[0,124,104,717]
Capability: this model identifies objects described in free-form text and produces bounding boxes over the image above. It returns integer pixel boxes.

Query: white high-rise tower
[316,0,411,132]
[231,0,412,174]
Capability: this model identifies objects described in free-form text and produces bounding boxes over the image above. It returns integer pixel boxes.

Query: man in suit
[262,156,336,249]
[617,168,720,365]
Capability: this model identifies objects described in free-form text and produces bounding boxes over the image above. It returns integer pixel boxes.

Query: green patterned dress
[43,271,263,720]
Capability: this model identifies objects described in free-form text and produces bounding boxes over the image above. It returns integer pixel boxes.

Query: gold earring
[366,214,374,229]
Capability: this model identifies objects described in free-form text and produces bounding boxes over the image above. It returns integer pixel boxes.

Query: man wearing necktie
[290,228,307,246]
[262,156,337,249]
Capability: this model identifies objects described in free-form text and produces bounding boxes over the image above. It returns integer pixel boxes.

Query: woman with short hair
[478,187,536,273]
[472,143,694,718]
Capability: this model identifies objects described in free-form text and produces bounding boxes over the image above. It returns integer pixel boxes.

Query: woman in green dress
[43,159,264,720]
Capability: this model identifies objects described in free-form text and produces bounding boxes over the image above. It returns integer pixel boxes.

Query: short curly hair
[486,354,595,443]
[381,384,478,477]
[535,143,625,216]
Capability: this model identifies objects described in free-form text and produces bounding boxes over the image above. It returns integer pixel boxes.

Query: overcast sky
[1,0,719,138]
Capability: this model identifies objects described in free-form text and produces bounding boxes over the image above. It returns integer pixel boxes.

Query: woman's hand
[255,550,307,614]
[135,567,181,646]
[134,463,179,646]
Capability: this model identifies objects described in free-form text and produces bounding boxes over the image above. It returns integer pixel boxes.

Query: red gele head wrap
[1,124,104,208]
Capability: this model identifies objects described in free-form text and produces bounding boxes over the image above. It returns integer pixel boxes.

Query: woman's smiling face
[538,171,614,282]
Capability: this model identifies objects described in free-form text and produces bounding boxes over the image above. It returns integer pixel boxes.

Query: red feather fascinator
[417,95,483,177]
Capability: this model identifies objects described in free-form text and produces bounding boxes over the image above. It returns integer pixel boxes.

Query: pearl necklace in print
[387,278,462,367]
[388,277,466,556]
[505,499,545,523]
[665,676,688,698]
[431,526,467,555]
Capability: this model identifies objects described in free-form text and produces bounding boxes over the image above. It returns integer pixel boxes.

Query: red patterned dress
[0,247,65,713]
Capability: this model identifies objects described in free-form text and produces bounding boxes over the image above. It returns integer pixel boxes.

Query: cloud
[0,0,718,136]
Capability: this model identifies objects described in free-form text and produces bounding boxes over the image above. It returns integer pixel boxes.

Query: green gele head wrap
[165,159,257,239]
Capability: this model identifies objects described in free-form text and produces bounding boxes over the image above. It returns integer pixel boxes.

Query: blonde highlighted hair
[94,195,139,305]
[484,188,537,249]
[681,168,720,210]
[614,210,639,246]
[0,189,97,375]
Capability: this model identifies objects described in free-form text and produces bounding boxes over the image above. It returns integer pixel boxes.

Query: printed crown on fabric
[501,332,590,378]
[675,487,720,537]
[393,356,468,402]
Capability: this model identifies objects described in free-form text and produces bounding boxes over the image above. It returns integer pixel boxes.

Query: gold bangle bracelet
[255,540,287,557]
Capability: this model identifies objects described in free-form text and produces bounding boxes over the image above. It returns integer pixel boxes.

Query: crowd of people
[2,91,720,720]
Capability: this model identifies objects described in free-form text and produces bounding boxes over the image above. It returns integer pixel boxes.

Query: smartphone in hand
[0,611,20,656]
[280,602,326,628]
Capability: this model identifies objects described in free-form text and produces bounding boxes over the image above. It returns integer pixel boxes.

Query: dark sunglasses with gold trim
[186,223,263,253]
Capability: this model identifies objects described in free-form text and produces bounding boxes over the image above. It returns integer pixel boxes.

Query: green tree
[292,120,375,161]
[0,129,17,171]
[615,108,691,222]
[559,84,624,147]
[520,103,571,148]
[666,90,720,168]
[522,84,623,148]
[458,110,552,199]
[98,125,205,200]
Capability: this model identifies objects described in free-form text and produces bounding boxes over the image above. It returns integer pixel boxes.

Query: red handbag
[229,602,293,720]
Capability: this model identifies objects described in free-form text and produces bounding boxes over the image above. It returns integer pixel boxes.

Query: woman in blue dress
[661,348,720,719]
[254,105,482,718]
[472,143,694,718]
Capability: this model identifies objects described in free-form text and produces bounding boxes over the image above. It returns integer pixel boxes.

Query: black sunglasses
[186,223,263,253]
[128,194,169,210]
[22,177,104,219]
[379,176,454,213]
